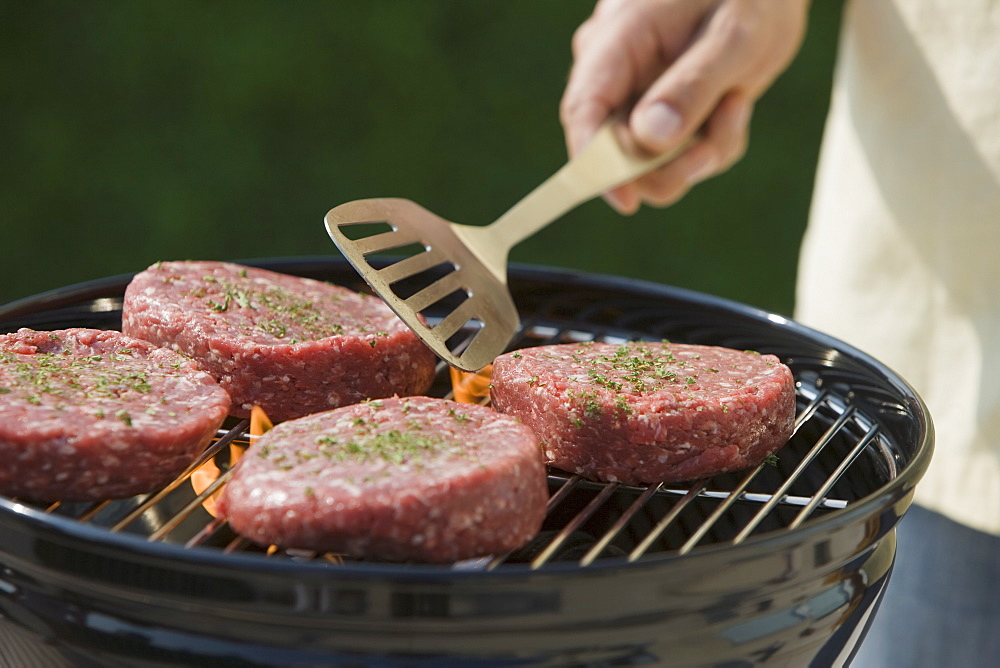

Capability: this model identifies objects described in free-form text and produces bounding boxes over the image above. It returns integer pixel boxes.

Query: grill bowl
[0,257,932,666]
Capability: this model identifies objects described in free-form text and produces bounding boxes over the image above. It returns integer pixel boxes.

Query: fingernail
[604,190,637,215]
[603,191,628,214]
[634,102,682,148]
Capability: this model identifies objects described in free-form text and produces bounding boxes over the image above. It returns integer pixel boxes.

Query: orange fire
[450,364,493,404]
[191,406,274,517]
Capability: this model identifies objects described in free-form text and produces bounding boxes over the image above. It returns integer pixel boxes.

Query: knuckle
[637,168,688,206]
[570,20,594,56]
[594,0,634,18]
[712,4,757,51]
[728,135,749,167]
[722,115,751,167]
[558,94,587,126]
[720,20,753,52]
[644,185,688,208]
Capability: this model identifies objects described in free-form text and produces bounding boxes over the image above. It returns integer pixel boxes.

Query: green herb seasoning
[258,320,287,339]
[567,389,603,419]
[185,273,360,342]
[253,404,483,472]
[0,349,155,406]
[309,426,453,466]
[614,395,633,415]
[541,341,754,426]
[568,341,710,394]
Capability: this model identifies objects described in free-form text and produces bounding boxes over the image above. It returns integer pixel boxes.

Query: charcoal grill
[0,257,932,667]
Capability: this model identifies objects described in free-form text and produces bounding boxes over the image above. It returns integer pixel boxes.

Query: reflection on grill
[28,319,889,571]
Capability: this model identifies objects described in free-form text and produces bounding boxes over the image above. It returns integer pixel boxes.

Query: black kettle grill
[0,258,932,667]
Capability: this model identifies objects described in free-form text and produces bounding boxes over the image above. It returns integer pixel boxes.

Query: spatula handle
[489,121,694,246]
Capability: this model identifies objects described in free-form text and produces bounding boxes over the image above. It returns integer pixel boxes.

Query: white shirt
[795,0,1000,534]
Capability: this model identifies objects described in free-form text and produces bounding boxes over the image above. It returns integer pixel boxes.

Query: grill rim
[0,471,916,580]
[0,255,934,580]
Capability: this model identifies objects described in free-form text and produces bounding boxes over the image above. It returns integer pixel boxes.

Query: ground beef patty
[217,396,548,562]
[0,328,230,502]
[490,341,796,485]
[122,261,436,421]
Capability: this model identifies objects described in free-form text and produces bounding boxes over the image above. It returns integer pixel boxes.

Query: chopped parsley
[309,427,452,466]
[186,273,355,342]
[0,348,155,405]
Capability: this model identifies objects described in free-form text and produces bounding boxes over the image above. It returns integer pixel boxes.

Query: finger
[630,89,752,207]
[628,36,746,155]
[561,15,637,157]
[701,89,753,173]
[625,0,768,154]
[628,0,807,155]
[590,90,745,212]
[604,182,642,215]
[561,1,708,158]
[632,144,709,207]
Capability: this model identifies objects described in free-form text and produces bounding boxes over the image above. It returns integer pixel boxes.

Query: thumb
[625,11,749,154]
[630,101,686,154]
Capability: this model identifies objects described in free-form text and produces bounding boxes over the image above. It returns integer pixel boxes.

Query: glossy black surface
[0,257,932,666]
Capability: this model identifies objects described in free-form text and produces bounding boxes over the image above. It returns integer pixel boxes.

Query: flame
[250,404,274,437]
[191,406,343,562]
[450,364,493,404]
[191,406,273,517]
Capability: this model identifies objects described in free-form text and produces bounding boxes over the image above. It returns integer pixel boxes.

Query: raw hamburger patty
[217,396,548,562]
[0,328,230,502]
[490,341,796,485]
[122,261,436,421]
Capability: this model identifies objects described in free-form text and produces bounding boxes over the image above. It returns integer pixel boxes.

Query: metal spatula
[324,121,691,371]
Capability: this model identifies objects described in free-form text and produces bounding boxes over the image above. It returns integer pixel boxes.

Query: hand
[560,0,810,213]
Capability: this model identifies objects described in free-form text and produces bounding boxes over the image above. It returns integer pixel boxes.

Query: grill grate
[23,320,890,571]
[1,259,923,574]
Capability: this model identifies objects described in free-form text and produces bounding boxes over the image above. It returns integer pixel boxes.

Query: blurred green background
[1,1,842,316]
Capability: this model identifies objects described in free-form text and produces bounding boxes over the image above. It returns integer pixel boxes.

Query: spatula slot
[368,241,427,260]
[415,287,470,323]
[344,228,423,257]
[388,261,460,301]
[377,250,452,286]
[402,271,469,314]
[443,319,483,359]
[335,221,394,241]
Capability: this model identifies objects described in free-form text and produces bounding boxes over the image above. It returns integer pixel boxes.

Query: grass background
[1,1,842,316]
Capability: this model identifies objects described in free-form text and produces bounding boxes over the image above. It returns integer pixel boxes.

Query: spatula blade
[325,198,520,371]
